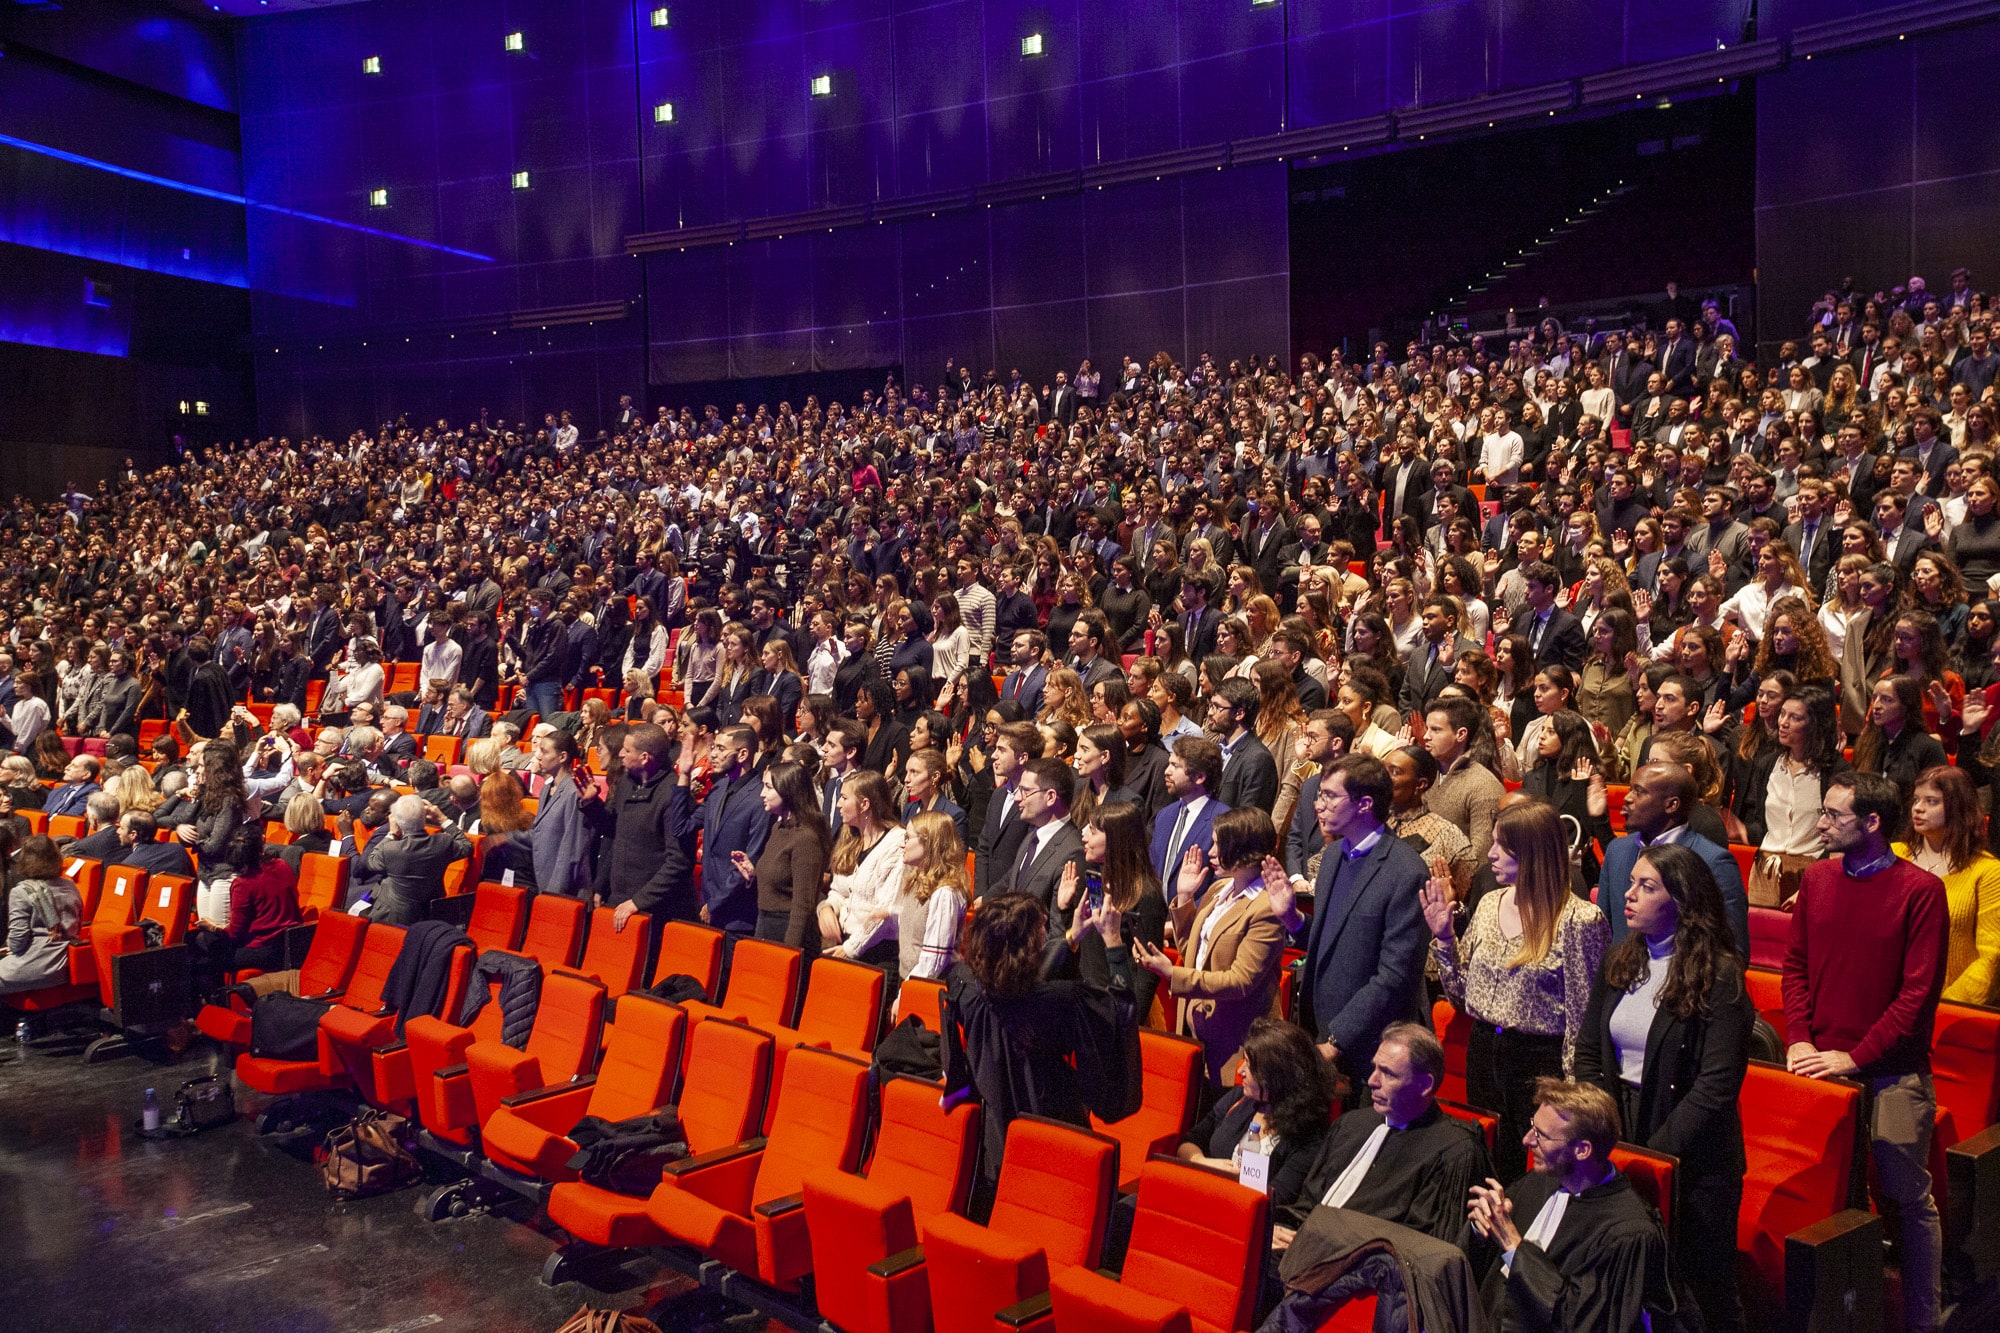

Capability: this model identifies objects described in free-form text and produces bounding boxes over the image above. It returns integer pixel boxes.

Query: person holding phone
[1132,807,1290,1084]
[1054,800,1167,1021]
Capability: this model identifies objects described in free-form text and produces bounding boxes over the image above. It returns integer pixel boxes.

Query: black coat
[1572,955,1753,1175]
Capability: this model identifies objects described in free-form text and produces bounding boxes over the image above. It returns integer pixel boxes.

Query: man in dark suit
[1066,612,1124,693]
[1876,491,1938,579]
[62,792,125,861]
[1783,479,1838,594]
[376,705,418,779]
[353,796,474,925]
[1284,712,1352,877]
[1177,574,1221,664]
[1150,735,1223,885]
[440,687,493,739]
[1045,371,1078,428]
[1513,561,1587,673]
[305,586,345,673]
[1598,762,1748,958]
[1271,755,1431,1093]
[1377,435,1432,530]
[1209,679,1278,812]
[975,722,1041,900]
[997,757,1086,906]
[669,724,772,938]
[110,811,196,878]
[999,630,1048,717]
[1901,409,1959,499]
[43,755,101,819]
[1240,493,1292,593]
[1268,629,1326,711]
[1400,598,1480,716]
[1656,319,1698,395]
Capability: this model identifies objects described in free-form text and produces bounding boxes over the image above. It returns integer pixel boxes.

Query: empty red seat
[744,955,884,1133]
[679,938,801,1049]
[481,994,686,1182]
[1747,905,1790,971]
[645,1046,872,1289]
[91,874,195,1009]
[236,923,407,1096]
[515,892,587,971]
[916,1118,1119,1333]
[1092,1030,1203,1190]
[544,1018,774,1267]
[195,913,368,1047]
[895,976,946,1035]
[295,853,350,919]
[650,919,726,997]
[805,1075,982,1333]
[466,882,529,952]
[1044,1158,1269,1333]
[426,969,606,1147]
[1736,1061,1877,1325]
[1432,997,1472,1106]
[576,905,648,998]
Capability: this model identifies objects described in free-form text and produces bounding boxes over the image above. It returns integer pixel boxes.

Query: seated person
[432,774,483,831]
[272,792,332,875]
[1467,1079,1674,1333]
[337,789,399,908]
[318,761,381,817]
[110,812,197,878]
[476,770,536,888]
[61,791,125,861]
[187,824,300,997]
[1274,1021,1494,1249]
[0,755,45,811]
[1177,1017,1335,1203]
[351,794,473,924]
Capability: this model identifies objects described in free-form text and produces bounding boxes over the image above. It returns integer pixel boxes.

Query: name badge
[501,869,515,887]
[1237,1149,1271,1195]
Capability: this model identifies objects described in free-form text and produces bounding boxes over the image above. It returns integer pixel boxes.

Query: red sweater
[226,858,302,949]
[1782,855,1948,1078]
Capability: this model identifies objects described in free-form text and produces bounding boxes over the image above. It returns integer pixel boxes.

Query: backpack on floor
[318,1108,421,1200]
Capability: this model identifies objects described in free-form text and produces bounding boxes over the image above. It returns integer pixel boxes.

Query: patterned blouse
[1432,889,1610,1074]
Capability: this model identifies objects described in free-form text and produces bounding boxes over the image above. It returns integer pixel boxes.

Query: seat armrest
[1947,1124,2000,1284]
[502,1074,598,1107]
[1785,1208,1883,1332]
[435,1063,468,1079]
[308,987,344,1001]
[867,1246,925,1279]
[372,1040,408,1056]
[994,1293,1054,1328]
[367,1004,395,1018]
[662,1137,768,1177]
[753,1192,804,1219]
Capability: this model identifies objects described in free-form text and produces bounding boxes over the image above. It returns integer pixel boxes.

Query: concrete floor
[0,1031,729,1333]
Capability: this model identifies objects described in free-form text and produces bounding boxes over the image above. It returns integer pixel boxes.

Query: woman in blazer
[1574,841,1753,1333]
[1177,1017,1334,1202]
[1132,807,1289,1086]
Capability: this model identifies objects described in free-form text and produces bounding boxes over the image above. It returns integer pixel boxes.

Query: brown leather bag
[552,1307,662,1333]
[318,1108,421,1200]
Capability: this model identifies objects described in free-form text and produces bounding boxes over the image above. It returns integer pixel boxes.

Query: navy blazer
[1300,829,1432,1082]
[904,796,968,846]
[669,770,772,934]
[1216,733,1279,812]
[1598,829,1749,960]
[1149,794,1221,886]
[1285,773,1325,877]
[1000,664,1046,717]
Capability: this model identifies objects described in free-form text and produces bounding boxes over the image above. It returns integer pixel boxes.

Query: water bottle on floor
[142,1088,161,1133]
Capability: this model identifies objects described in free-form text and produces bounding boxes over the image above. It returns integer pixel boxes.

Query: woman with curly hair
[895,808,970,987]
[1740,596,1839,701]
[1573,556,1631,639]
[1437,554,1490,643]
[1907,549,1969,646]
[1886,609,1964,734]
[1036,665,1092,732]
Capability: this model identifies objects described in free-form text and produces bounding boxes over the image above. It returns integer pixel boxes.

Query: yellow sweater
[1894,843,2000,1004]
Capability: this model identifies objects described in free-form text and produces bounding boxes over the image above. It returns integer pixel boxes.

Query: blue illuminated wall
[0,0,253,480]
[234,0,1762,435]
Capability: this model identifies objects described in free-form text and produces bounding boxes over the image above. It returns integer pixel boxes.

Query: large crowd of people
[1,267,1997,1332]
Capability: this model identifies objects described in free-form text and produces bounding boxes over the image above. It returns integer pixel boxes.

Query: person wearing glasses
[1785,772,1949,1333]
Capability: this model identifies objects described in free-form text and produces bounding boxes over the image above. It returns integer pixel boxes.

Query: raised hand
[1925,505,1945,542]
[1708,549,1728,581]
[1927,678,1955,726]
[1962,690,1992,735]
[1057,860,1081,911]
[1419,872,1456,940]
[1571,754,1599,784]
[1176,844,1210,904]
[1261,854,1296,921]
[1630,588,1652,623]
[728,849,756,884]
[1703,699,1730,734]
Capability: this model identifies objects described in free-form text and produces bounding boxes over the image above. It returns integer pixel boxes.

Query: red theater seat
[195,913,368,1048]
[426,969,605,1147]
[1432,998,1472,1106]
[543,1019,773,1266]
[481,994,686,1183]
[916,1117,1119,1333]
[1745,966,1785,1044]
[644,1047,872,1290]
[294,853,349,919]
[1092,1029,1203,1190]
[236,923,406,1096]
[679,938,801,1039]
[465,882,529,952]
[805,1075,982,1333]
[650,919,726,997]
[515,892,586,971]
[1747,906,1790,971]
[1045,1159,1268,1333]
[575,905,648,998]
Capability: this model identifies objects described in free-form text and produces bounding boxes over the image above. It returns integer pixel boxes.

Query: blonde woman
[109,764,165,815]
[818,771,909,980]
[1038,665,1093,731]
[896,810,970,989]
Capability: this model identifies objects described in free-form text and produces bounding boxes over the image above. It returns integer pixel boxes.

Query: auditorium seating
[574,905,648,999]
[911,1117,1120,1333]
[1432,997,1473,1105]
[649,919,725,998]
[678,938,802,1039]
[320,941,475,1105]
[1747,906,1790,971]
[542,1017,773,1282]
[805,1076,982,1333]
[644,1047,872,1290]
[294,853,349,919]
[422,968,605,1155]
[194,912,367,1048]
[514,892,587,970]
[895,976,946,1036]
[1091,1029,1203,1191]
[464,882,529,952]
[89,872,194,1009]
[1042,1159,1268,1333]
[237,922,407,1100]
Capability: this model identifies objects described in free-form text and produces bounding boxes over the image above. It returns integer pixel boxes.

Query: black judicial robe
[1481,1170,1675,1333]
[1277,1104,1492,1244]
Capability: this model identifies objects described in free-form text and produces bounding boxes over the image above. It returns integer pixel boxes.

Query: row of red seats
[0,858,193,1026]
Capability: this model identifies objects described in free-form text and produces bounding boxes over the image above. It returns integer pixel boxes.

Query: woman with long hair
[1520,709,1615,889]
[1037,665,1092,731]
[0,835,83,995]
[1423,800,1610,1177]
[855,678,909,781]
[1175,1017,1335,1199]
[730,760,831,954]
[818,770,908,978]
[1856,674,1950,804]
[1214,616,1259,678]
[1491,632,1538,746]
[1437,555,1490,643]
[1069,723,1134,832]
[1574,842,1753,1333]
[1056,799,1169,1019]
[1895,765,2000,1004]
[669,604,717,699]
[1908,549,1970,646]
[1577,608,1639,740]
[1252,658,1309,830]
[1348,611,1406,710]
[174,741,248,922]
[1737,682,1852,910]
[700,622,760,726]
[892,664,935,725]
[1719,538,1815,640]
[109,763,165,816]
[1738,596,1839,707]
[1959,600,2000,693]
[895,809,969,986]
[1501,665,1578,783]
[1887,609,1965,734]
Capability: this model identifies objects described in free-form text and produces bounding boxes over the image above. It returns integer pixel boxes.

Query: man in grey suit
[352,794,473,925]
[997,757,1085,907]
